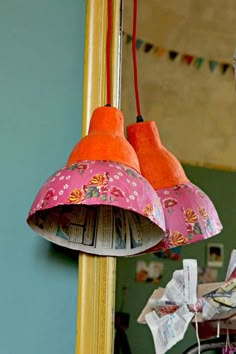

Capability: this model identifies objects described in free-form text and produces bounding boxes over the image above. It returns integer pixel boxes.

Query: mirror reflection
[115,1,236,353]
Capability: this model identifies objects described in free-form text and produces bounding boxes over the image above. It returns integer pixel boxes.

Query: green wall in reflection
[116,165,236,354]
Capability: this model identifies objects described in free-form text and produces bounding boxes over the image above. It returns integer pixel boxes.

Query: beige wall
[123,0,236,62]
[121,0,236,170]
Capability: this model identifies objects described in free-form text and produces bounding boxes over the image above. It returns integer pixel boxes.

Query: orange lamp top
[127,120,189,189]
[67,106,140,173]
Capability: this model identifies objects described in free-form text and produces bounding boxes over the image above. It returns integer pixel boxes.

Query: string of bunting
[124,32,233,75]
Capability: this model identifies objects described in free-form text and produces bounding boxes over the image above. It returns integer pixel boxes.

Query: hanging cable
[194,312,201,354]
[106,0,112,106]
[132,0,143,122]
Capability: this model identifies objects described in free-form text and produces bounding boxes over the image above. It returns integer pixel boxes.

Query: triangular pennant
[124,31,233,78]
[209,60,218,72]
[183,55,193,65]
[126,34,132,44]
[144,43,153,53]
[221,63,230,74]
[155,47,165,57]
[136,38,143,49]
[194,57,204,69]
[168,50,178,60]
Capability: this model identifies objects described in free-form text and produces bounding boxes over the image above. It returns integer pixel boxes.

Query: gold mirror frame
[75,1,122,353]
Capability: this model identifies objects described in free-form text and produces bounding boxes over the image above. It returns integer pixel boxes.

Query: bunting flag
[144,43,153,53]
[135,38,143,49]
[194,58,204,69]
[221,63,229,74]
[155,47,165,57]
[209,60,218,72]
[123,32,233,75]
[183,54,194,65]
[126,33,132,44]
[169,50,178,60]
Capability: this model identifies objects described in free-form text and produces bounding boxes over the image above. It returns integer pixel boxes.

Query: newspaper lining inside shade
[28,205,163,256]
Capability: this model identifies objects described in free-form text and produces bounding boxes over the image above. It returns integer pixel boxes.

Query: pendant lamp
[126,0,222,252]
[27,1,165,256]
[127,121,223,250]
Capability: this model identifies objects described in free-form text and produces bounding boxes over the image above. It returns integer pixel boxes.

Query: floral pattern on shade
[42,188,55,207]
[151,182,222,251]
[67,172,125,204]
[89,172,109,186]
[68,189,84,203]
[163,198,178,208]
[199,207,208,219]
[184,208,198,223]
[143,204,153,217]
[27,160,166,256]
[168,231,187,247]
[67,162,89,174]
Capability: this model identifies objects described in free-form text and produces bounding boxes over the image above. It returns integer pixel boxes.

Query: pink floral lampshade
[27,107,166,256]
[127,120,223,252]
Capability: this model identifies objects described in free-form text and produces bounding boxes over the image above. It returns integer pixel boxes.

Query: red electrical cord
[132,0,143,121]
[106,0,112,106]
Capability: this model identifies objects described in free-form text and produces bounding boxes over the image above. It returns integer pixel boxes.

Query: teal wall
[0,1,85,353]
[116,165,236,354]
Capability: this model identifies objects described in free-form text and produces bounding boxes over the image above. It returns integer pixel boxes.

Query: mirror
[115,1,236,353]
